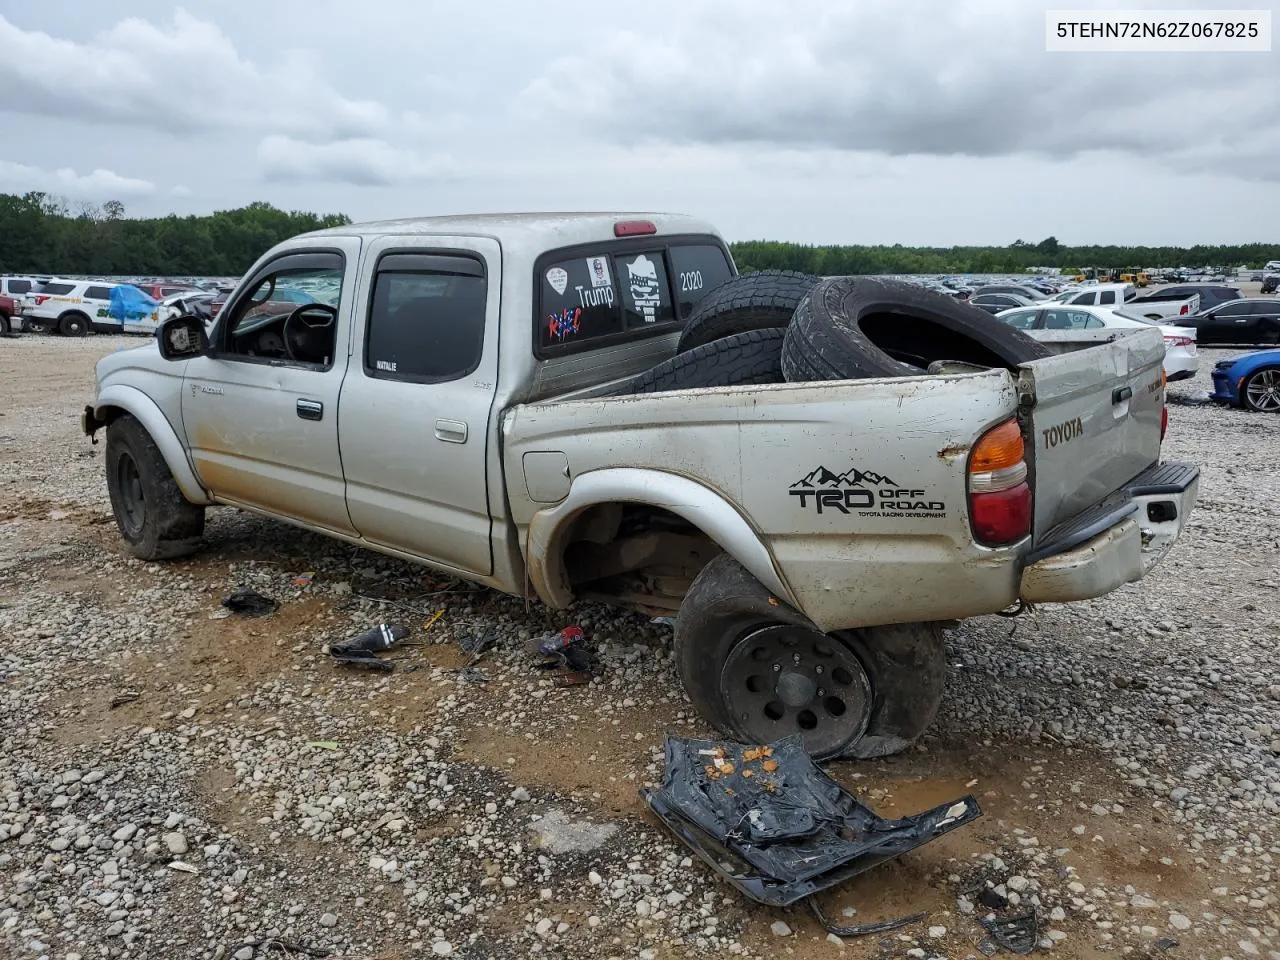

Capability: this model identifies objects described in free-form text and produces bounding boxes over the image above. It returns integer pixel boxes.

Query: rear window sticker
[546,267,569,296]
[585,256,612,288]
[547,306,582,341]
[626,254,662,323]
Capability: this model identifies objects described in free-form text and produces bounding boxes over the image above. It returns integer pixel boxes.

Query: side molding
[95,385,213,505]
[524,467,796,609]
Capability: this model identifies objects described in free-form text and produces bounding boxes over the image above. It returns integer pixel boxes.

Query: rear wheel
[105,414,205,559]
[1243,368,1280,412]
[0,314,10,337]
[59,312,89,336]
[674,554,946,759]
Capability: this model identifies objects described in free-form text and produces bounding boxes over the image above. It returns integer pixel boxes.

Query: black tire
[105,414,205,560]
[623,329,784,395]
[782,276,1052,383]
[677,270,819,353]
[0,314,10,337]
[59,312,90,336]
[674,554,946,760]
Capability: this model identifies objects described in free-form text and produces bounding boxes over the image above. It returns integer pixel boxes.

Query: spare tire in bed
[678,270,819,353]
[781,276,1052,383]
[625,329,785,394]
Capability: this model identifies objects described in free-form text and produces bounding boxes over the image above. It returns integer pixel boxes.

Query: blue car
[1210,349,1280,412]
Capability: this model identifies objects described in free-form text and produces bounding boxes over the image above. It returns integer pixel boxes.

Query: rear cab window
[534,236,733,358]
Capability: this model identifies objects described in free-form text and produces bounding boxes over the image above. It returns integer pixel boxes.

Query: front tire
[105,415,205,559]
[1242,367,1280,412]
[674,554,946,759]
[0,314,10,337]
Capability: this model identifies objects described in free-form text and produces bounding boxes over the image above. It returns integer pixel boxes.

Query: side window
[668,244,733,317]
[1070,292,1093,305]
[1099,291,1116,305]
[617,251,674,329]
[38,282,75,296]
[9,279,31,295]
[364,254,486,382]
[85,285,113,300]
[1083,316,1105,329]
[219,256,343,367]
[1001,309,1039,330]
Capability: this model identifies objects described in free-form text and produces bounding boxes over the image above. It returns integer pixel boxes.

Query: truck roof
[304,212,722,247]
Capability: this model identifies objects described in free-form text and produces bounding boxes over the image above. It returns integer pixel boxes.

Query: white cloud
[0,10,389,139]
[257,136,452,186]
[521,0,1280,180]
[171,184,193,197]
[0,160,155,198]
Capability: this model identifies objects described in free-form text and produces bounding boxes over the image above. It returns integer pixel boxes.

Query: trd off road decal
[790,465,946,518]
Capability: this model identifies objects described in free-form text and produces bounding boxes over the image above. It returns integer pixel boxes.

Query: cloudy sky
[1,0,1277,245]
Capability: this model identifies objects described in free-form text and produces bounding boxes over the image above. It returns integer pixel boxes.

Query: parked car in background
[1054,283,1137,308]
[1,276,37,302]
[1211,349,1280,412]
[974,284,1047,301]
[0,294,17,335]
[1173,299,1280,346]
[134,282,201,301]
[157,291,216,327]
[1261,275,1279,294]
[970,292,1036,314]
[996,303,1198,381]
[1132,284,1242,316]
[20,280,118,335]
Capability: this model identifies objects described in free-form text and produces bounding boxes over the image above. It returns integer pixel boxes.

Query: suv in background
[21,280,118,336]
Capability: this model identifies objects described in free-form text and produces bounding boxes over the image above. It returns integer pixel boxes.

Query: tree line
[1,193,1276,279]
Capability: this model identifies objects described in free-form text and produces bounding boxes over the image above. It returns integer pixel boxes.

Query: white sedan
[996,303,1198,382]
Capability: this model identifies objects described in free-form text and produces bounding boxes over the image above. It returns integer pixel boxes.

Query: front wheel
[0,314,10,337]
[105,414,205,559]
[1243,368,1280,412]
[674,554,947,759]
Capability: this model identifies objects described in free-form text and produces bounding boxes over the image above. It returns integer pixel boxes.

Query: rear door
[1204,301,1255,344]
[338,238,500,576]
[1019,328,1165,539]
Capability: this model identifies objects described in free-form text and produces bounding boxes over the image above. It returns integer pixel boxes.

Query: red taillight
[614,220,657,237]
[1161,406,1168,440]
[968,418,1032,546]
[34,295,50,305]
[1163,336,1193,347]
[971,482,1033,545]
[1179,304,1189,315]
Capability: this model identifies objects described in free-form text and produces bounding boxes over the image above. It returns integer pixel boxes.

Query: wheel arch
[93,384,213,505]
[523,467,797,611]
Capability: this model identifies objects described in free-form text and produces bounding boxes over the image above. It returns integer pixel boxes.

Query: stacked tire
[620,270,1048,395]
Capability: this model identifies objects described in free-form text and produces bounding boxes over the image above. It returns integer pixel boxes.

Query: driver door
[181,240,361,535]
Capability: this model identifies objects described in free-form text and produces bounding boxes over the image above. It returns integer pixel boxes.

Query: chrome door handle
[297,399,324,421]
[435,419,468,444]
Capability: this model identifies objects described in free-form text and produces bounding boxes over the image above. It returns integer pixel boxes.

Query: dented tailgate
[1019,328,1166,543]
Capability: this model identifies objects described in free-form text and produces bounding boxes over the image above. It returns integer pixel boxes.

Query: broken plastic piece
[293,571,315,588]
[423,608,445,632]
[809,898,926,939]
[979,887,1010,910]
[221,588,278,617]
[537,625,585,656]
[980,909,1038,955]
[641,735,982,907]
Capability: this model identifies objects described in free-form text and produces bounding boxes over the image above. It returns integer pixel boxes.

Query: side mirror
[157,315,210,360]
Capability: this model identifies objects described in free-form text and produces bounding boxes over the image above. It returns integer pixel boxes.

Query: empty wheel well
[557,502,722,615]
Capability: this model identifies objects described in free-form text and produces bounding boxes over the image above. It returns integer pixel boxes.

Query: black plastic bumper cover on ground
[640,735,982,907]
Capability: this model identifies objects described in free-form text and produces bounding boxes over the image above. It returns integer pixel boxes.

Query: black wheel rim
[720,624,872,758]
[1245,370,1280,412]
[115,451,146,538]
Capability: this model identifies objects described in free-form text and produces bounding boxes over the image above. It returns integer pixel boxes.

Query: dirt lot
[1,333,1277,960]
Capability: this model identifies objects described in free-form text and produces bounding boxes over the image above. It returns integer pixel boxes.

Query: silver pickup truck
[83,213,1199,761]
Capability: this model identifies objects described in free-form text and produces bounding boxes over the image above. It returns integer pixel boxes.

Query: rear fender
[524,467,796,610]
[93,384,212,505]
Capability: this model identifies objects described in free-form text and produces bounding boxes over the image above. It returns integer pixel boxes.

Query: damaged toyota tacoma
[83,213,1199,760]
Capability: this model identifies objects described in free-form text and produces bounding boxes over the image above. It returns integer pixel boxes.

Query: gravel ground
[0,333,1277,960]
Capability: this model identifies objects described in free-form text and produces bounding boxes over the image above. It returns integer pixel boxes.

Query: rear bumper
[1019,461,1199,604]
